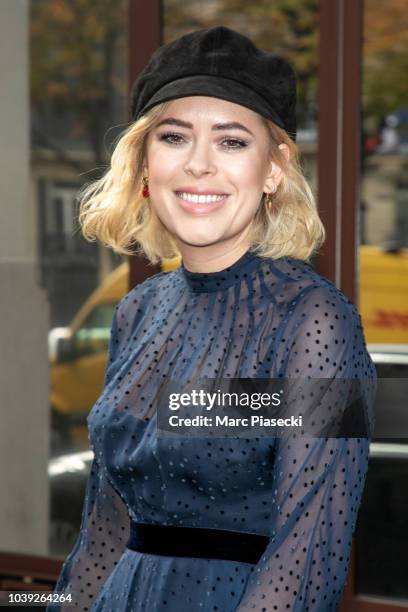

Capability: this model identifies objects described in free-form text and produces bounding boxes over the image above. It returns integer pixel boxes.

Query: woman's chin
[178,238,222,249]
[173,231,226,249]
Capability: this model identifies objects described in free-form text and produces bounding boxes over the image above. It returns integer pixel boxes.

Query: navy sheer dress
[48,249,376,611]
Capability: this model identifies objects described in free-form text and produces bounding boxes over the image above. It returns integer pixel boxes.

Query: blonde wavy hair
[78,102,325,264]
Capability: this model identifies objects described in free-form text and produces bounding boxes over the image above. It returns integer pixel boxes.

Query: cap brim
[137,74,286,132]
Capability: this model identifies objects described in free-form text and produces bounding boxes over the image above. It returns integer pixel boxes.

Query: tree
[363,0,408,126]
[31,0,127,167]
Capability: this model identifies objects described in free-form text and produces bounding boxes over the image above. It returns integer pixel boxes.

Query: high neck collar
[180,248,262,293]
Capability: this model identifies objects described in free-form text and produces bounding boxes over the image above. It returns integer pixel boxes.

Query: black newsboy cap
[130,26,297,142]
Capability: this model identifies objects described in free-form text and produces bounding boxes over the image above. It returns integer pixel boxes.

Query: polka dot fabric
[47,250,376,612]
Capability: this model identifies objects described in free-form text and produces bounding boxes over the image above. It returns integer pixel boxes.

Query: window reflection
[30,0,129,556]
[359,0,408,345]
[356,0,408,602]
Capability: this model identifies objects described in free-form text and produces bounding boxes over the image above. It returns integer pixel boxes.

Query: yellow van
[359,246,408,344]
[50,246,408,450]
[50,257,180,451]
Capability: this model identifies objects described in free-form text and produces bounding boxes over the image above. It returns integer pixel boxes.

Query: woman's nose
[183,141,216,177]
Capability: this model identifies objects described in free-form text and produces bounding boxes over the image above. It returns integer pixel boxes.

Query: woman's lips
[174,190,229,214]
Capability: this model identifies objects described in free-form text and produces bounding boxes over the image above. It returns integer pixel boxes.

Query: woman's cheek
[224,153,265,188]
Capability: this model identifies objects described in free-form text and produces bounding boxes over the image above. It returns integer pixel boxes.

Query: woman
[48,27,376,612]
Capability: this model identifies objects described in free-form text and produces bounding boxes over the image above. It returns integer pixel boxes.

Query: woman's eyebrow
[212,122,254,136]
[155,118,254,136]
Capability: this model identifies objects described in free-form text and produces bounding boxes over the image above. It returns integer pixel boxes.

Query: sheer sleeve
[47,307,130,611]
[235,285,377,612]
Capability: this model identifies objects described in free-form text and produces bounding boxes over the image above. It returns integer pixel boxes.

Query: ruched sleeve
[235,285,377,612]
[47,307,130,611]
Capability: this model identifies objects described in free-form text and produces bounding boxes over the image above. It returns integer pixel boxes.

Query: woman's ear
[263,144,290,193]
[278,143,290,163]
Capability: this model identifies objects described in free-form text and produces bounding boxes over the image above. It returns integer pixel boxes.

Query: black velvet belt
[126,521,269,564]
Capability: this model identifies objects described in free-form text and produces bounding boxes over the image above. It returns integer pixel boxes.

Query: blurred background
[0,0,407,609]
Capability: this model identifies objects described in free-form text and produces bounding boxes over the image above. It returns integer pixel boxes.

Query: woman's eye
[158,132,186,145]
[220,138,248,150]
[156,133,248,149]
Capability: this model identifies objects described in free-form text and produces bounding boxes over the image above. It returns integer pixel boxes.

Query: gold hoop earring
[265,187,276,211]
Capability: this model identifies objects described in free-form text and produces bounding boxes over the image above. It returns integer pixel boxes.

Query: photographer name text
[167,415,302,428]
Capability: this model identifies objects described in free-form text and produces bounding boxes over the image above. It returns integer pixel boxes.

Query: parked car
[48,450,93,557]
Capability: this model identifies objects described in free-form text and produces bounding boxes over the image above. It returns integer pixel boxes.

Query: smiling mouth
[175,191,229,204]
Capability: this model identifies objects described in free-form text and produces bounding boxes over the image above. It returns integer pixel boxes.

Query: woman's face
[144,96,287,264]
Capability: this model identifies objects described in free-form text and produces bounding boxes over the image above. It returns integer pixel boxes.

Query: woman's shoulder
[108,268,182,334]
[117,268,181,307]
[266,256,361,323]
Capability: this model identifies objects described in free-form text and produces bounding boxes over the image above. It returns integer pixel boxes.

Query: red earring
[142,176,150,198]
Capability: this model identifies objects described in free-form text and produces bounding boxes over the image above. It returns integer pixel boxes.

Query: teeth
[176,192,227,204]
